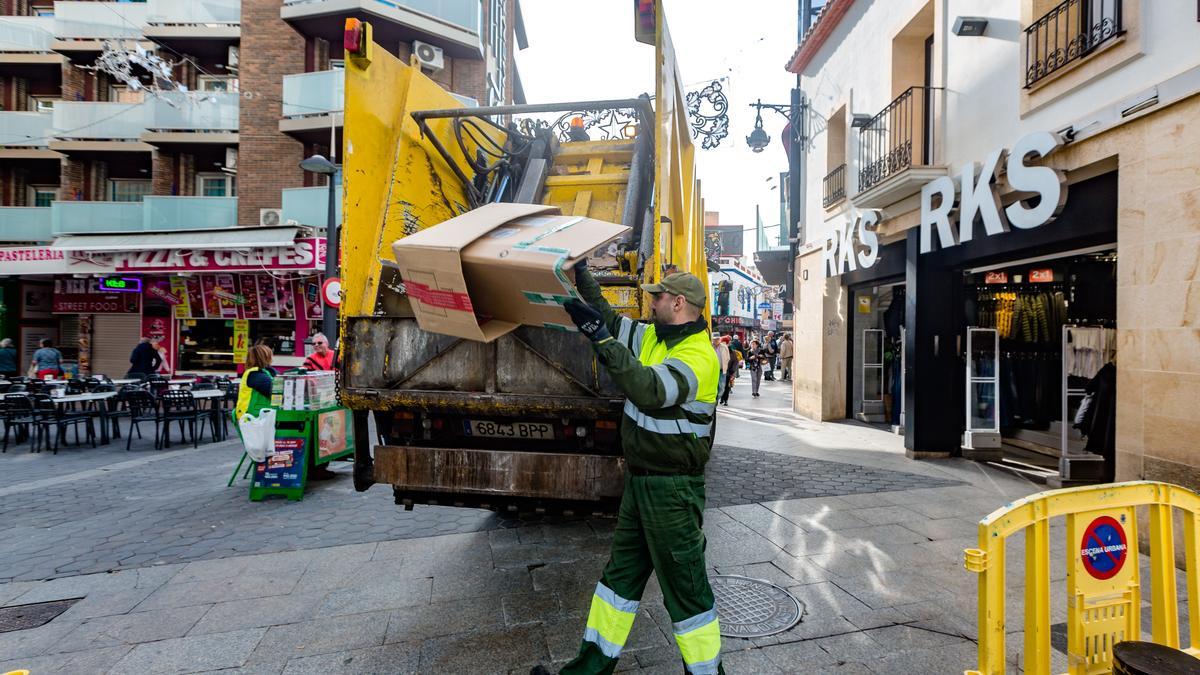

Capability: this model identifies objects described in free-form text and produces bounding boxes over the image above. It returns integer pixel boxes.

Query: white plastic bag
[238,408,276,463]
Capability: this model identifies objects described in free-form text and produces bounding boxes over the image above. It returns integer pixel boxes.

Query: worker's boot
[529,666,553,675]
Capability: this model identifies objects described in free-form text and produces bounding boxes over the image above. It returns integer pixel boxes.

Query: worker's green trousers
[561,473,724,675]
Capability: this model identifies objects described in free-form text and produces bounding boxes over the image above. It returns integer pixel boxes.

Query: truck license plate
[464,420,554,440]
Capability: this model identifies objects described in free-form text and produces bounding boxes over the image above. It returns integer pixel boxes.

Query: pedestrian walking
[780,333,793,381]
[0,338,17,379]
[303,332,337,371]
[712,333,729,393]
[539,264,723,675]
[747,338,766,397]
[719,335,738,406]
[127,337,163,379]
[30,338,63,380]
[763,331,778,381]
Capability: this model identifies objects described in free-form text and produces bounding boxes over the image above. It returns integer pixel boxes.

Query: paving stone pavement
[0,385,964,583]
[0,378,1189,673]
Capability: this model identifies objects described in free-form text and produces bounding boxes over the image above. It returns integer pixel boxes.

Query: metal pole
[786,0,813,315]
[322,170,339,348]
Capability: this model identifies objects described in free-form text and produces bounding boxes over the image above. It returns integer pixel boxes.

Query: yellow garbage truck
[340,4,709,512]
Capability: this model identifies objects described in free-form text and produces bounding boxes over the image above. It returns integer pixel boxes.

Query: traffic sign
[1080,515,1128,580]
[321,277,342,308]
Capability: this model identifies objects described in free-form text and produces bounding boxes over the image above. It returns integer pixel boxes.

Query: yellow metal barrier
[964,481,1200,674]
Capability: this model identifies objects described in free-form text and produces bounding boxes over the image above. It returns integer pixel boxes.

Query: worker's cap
[641,272,707,308]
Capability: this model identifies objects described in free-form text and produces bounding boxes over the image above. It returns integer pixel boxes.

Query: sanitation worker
[534,263,723,675]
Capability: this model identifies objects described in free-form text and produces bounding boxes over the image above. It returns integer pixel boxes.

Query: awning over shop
[51,226,300,252]
[753,248,791,286]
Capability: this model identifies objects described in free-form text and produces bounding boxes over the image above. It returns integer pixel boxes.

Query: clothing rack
[1060,324,1114,476]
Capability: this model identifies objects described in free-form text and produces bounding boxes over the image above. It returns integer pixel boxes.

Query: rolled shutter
[92,315,142,378]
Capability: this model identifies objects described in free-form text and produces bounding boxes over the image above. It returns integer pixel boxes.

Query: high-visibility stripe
[631,323,648,357]
[583,627,624,658]
[617,316,634,349]
[663,357,698,401]
[673,607,718,634]
[652,364,680,406]
[595,581,639,613]
[583,582,638,659]
[681,400,717,415]
[623,400,712,437]
[673,608,721,673]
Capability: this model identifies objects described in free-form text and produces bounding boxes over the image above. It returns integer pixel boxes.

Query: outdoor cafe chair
[124,389,162,451]
[1,393,37,453]
[160,390,210,449]
[32,393,96,454]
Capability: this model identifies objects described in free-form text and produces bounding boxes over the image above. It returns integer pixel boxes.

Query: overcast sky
[516,0,801,246]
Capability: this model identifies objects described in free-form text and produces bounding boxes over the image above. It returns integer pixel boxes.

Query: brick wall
[151,151,175,195]
[0,166,29,206]
[61,61,86,102]
[59,158,83,201]
[237,0,306,227]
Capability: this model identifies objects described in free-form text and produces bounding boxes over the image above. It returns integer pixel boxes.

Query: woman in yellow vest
[235,344,276,419]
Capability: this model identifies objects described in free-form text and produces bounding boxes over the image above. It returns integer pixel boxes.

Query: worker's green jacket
[576,270,719,474]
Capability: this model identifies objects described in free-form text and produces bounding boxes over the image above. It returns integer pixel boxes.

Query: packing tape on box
[406,281,475,312]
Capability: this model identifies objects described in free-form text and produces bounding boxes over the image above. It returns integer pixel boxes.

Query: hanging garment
[1081,362,1116,481]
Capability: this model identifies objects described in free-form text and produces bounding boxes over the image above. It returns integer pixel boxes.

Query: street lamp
[299,154,339,348]
[746,103,771,153]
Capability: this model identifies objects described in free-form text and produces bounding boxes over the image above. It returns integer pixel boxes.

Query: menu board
[239,275,262,319]
[276,277,295,319]
[185,277,205,318]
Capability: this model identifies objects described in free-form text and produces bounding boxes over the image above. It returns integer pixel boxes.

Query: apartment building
[789,0,1200,492]
[0,0,524,375]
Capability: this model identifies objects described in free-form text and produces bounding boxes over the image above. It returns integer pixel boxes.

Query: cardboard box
[391,203,631,342]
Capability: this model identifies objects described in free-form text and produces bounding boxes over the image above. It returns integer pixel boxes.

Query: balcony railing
[0,112,54,147]
[50,197,238,234]
[857,86,940,195]
[282,0,481,34]
[282,186,342,228]
[143,197,238,230]
[823,164,846,208]
[52,102,147,141]
[145,92,239,132]
[0,207,54,242]
[54,1,150,40]
[0,16,55,52]
[146,0,241,25]
[1025,0,1123,88]
[282,70,345,118]
[51,201,144,234]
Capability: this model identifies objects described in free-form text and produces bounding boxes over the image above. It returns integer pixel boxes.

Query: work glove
[563,299,611,342]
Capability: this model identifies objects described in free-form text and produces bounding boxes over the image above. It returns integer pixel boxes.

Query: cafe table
[49,391,118,445]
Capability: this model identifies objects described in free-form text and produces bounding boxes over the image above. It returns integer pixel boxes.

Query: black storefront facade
[901,170,1118,473]
[804,166,1119,484]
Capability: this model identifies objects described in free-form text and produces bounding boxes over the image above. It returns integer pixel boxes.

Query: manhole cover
[0,599,81,633]
[710,575,803,638]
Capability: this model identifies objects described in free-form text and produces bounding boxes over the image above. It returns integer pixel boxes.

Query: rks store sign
[825,131,1068,278]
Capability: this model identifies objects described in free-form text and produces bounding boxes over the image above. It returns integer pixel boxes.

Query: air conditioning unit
[224,147,237,170]
[412,40,444,74]
[227,45,239,70]
[259,208,282,227]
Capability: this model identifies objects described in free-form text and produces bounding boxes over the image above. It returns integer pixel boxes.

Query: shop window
[28,185,57,207]
[30,5,54,16]
[486,0,507,105]
[329,59,345,70]
[109,179,152,203]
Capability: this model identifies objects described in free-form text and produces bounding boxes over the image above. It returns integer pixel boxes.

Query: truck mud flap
[374,445,625,503]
